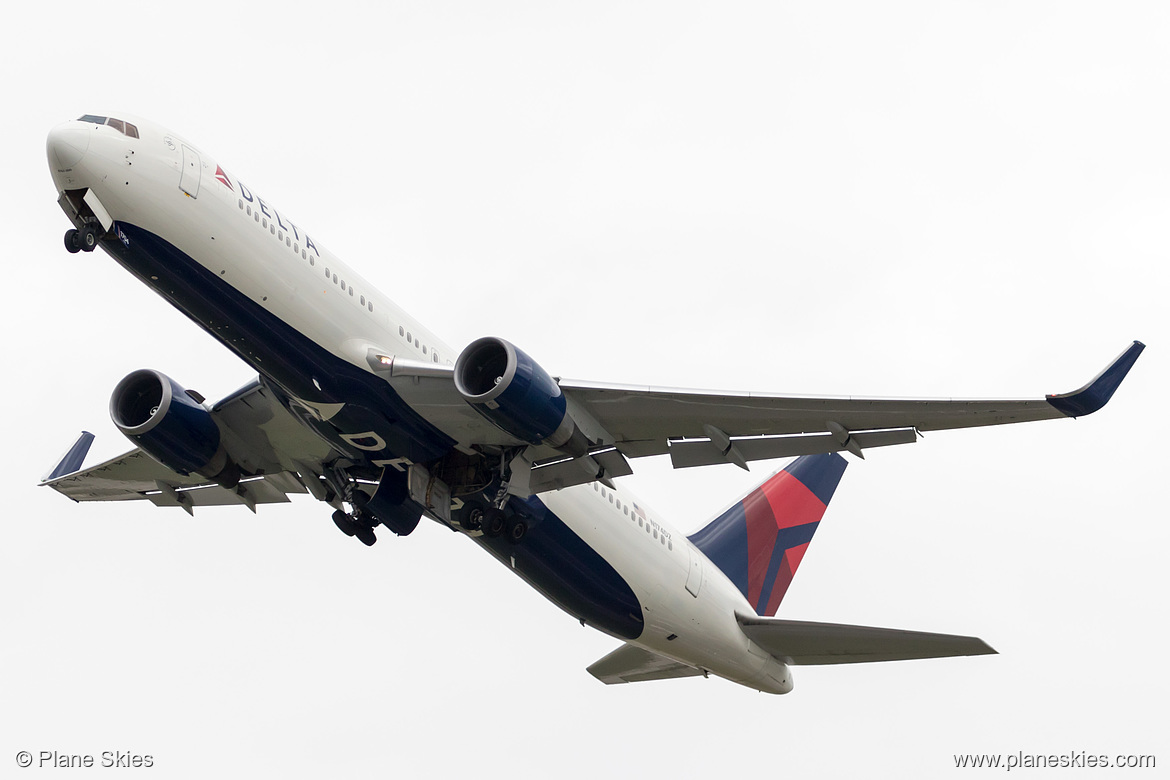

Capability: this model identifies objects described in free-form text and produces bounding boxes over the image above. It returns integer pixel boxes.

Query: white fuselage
[47,115,793,693]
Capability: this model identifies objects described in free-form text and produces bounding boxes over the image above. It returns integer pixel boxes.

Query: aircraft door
[179,144,201,198]
[685,546,703,597]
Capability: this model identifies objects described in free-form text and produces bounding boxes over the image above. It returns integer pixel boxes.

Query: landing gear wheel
[505,516,527,544]
[332,509,357,537]
[481,507,506,538]
[80,225,99,252]
[354,526,377,546]
[64,229,82,253]
[460,501,485,532]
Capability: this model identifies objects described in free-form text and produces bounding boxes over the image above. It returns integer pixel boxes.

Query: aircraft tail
[688,453,848,616]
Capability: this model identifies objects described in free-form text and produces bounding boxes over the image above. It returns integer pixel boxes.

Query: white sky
[3,2,1166,778]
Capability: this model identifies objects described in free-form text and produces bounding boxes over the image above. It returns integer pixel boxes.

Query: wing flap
[145,473,304,510]
[587,643,705,685]
[44,444,310,509]
[738,614,996,665]
[668,427,917,469]
[43,448,213,501]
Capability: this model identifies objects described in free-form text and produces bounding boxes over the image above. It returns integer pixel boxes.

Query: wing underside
[385,340,1144,491]
[44,342,1144,503]
[564,340,1145,468]
[41,379,335,512]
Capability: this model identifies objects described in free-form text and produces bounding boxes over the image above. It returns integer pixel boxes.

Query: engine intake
[110,369,237,485]
[454,337,587,455]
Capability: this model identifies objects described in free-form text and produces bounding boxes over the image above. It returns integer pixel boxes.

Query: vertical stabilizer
[688,453,847,616]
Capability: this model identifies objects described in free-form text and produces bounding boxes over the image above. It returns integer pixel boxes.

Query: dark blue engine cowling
[454,337,571,445]
[110,369,223,477]
[356,468,423,536]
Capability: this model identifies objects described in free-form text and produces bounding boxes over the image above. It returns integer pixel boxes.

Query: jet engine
[109,369,238,486]
[454,337,589,455]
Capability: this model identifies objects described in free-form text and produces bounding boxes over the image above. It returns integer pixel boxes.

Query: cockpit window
[76,115,139,138]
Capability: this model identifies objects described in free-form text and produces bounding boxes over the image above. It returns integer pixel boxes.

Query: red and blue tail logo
[688,453,847,616]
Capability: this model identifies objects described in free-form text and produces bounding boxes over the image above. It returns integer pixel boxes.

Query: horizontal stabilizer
[587,643,705,685]
[738,613,996,665]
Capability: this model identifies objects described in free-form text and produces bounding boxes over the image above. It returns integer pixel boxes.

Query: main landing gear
[332,509,377,547]
[64,224,101,254]
[462,501,527,544]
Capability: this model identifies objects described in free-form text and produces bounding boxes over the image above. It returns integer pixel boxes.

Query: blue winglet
[1046,341,1145,418]
[43,431,95,482]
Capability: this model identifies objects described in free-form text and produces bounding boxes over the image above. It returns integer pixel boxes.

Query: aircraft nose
[47,122,91,170]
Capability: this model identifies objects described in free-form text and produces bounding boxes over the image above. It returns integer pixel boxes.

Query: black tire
[64,229,81,253]
[481,507,506,538]
[460,500,485,531]
[332,509,356,537]
[505,517,527,544]
[80,225,98,251]
[355,526,377,546]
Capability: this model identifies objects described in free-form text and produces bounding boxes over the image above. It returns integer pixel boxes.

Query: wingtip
[1045,341,1144,418]
[41,431,96,483]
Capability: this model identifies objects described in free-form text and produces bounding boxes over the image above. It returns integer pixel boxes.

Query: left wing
[384,341,1143,490]
[562,340,1145,466]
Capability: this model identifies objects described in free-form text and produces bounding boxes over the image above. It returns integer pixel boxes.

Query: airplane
[41,113,1144,694]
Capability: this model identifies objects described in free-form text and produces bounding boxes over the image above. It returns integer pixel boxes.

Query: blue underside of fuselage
[102,222,644,641]
[109,222,455,465]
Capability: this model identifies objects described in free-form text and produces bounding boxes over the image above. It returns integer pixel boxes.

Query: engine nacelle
[355,468,422,537]
[110,369,237,485]
[454,337,587,454]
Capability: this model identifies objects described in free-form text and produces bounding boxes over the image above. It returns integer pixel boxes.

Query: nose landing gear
[64,224,101,254]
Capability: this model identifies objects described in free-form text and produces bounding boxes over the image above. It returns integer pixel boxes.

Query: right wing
[737,614,996,665]
[41,379,337,513]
